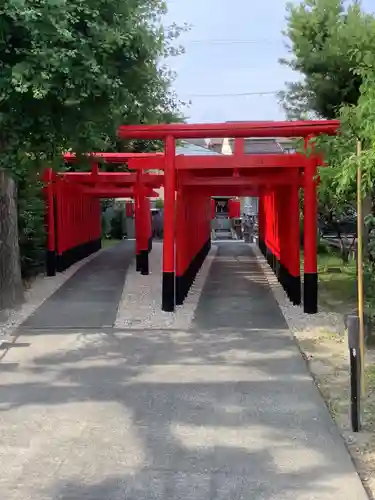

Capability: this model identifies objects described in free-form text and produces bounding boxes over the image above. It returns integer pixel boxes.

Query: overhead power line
[180,90,280,98]
[182,38,283,45]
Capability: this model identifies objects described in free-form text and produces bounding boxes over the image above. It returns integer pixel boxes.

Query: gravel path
[252,245,345,338]
[114,242,218,330]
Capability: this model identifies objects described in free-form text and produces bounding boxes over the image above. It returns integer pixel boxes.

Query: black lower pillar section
[304,273,318,314]
[46,250,56,277]
[266,249,272,268]
[278,262,288,297]
[274,257,280,278]
[140,250,149,276]
[136,254,141,272]
[289,275,301,305]
[175,275,186,306]
[278,262,301,305]
[258,239,266,257]
[264,246,302,307]
[162,272,175,312]
[176,238,211,306]
[56,238,101,273]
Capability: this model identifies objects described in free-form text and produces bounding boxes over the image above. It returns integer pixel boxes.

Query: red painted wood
[118,120,340,140]
[288,184,301,278]
[64,152,164,163]
[62,172,162,186]
[304,155,318,274]
[125,201,134,218]
[228,199,241,218]
[175,189,186,277]
[258,196,264,243]
[176,153,306,170]
[163,135,176,274]
[43,168,55,252]
[181,175,298,187]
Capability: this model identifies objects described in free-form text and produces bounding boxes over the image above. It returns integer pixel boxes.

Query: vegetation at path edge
[0,0,185,308]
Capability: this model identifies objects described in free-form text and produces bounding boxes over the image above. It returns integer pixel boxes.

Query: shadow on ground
[0,326,364,499]
[0,243,366,499]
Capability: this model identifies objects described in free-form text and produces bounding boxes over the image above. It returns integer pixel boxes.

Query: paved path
[20,241,135,330]
[0,242,368,499]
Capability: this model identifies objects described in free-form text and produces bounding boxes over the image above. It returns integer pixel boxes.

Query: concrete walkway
[0,242,368,499]
[20,240,135,330]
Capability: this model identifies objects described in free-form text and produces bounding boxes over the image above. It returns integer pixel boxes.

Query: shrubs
[317,239,330,255]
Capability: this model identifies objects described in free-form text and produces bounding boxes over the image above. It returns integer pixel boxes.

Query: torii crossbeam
[117,120,339,313]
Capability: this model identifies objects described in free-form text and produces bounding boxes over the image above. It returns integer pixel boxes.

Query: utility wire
[180,90,280,98]
[181,38,283,45]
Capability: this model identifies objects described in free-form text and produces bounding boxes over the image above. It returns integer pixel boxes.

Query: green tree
[0,0,185,307]
[315,71,375,306]
[279,1,375,266]
[279,0,375,119]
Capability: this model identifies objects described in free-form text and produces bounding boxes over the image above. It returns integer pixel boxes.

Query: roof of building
[176,141,222,156]
[177,131,296,155]
[229,138,283,154]
[184,138,210,149]
[206,138,283,154]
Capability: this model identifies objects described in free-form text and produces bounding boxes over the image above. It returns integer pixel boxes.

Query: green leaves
[0,0,186,275]
[0,0,184,161]
[280,0,375,119]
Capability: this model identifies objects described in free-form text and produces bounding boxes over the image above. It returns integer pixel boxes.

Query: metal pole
[356,139,365,397]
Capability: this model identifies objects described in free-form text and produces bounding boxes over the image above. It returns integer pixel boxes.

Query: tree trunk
[0,169,23,311]
[340,240,349,263]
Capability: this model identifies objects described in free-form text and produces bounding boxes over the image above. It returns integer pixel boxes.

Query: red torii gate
[43,154,161,277]
[117,120,340,313]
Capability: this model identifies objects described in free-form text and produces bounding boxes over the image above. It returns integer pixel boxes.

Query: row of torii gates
[43,120,340,314]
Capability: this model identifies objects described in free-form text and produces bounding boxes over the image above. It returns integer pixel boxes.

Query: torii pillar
[162,135,176,312]
[303,139,318,314]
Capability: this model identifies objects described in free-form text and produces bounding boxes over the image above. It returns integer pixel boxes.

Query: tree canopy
[279,0,375,119]
[279,0,375,273]
[0,0,183,167]
[0,0,185,278]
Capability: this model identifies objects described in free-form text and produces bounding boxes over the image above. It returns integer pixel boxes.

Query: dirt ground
[294,321,375,498]
[290,249,375,497]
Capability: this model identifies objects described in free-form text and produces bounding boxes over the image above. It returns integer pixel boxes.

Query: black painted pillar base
[56,238,101,273]
[175,275,186,306]
[140,250,149,276]
[268,251,272,268]
[162,272,175,312]
[278,263,301,306]
[175,238,211,306]
[259,239,266,256]
[46,250,56,277]
[304,272,318,314]
[289,275,302,306]
[263,244,303,308]
[274,258,280,279]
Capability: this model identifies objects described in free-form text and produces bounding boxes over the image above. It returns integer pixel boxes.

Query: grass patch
[301,248,357,313]
[366,364,375,388]
[318,252,357,312]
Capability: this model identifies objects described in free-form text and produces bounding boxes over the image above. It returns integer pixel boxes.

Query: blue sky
[164,0,375,123]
